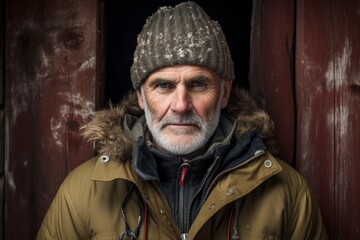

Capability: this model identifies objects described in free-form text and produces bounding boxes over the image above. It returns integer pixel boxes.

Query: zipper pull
[180,233,188,240]
[179,161,190,186]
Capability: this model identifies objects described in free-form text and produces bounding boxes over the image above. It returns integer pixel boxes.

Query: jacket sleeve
[288,183,329,240]
[36,180,89,240]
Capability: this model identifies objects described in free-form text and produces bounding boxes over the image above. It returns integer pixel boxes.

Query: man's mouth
[163,123,200,130]
[160,115,201,129]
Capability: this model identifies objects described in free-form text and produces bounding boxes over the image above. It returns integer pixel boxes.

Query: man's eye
[156,82,173,89]
[190,80,207,89]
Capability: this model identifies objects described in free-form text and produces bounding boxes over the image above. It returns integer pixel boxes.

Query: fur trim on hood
[81,87,277,162]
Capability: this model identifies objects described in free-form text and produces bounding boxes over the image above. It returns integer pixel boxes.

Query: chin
[160,137,206,156]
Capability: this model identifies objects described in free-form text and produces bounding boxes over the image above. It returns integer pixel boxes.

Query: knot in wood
[63,27,85,50]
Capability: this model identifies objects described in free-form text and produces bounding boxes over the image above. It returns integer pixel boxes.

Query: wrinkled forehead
[144,64,222,83]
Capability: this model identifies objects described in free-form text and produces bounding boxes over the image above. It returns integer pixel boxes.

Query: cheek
[193,96,219,119]
[145,94,171,119]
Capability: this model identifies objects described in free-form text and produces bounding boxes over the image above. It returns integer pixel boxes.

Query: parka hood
[81,87,277,162]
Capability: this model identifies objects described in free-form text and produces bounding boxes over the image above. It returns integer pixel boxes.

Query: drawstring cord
[143,202,148,240]
[227,201,240,240]
[119,185,148,240]
[227,207,234,240]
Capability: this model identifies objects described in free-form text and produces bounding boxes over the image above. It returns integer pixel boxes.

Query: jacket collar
[91,143,282,203]
[91,127,275,184]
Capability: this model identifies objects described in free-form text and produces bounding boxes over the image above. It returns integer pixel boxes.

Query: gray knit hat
[130,1,235,89]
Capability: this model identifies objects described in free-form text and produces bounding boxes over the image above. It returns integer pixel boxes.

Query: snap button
[225,189,234,196]
[264,159,272,168]
[99,155,110,163]
[254,150,265,156]
[208,204,216,210]
[160,209,166,215]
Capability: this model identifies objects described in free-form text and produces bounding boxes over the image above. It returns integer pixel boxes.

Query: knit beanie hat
[130,1,235,89]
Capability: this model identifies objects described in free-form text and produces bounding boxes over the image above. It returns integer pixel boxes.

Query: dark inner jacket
[81,86,277,233]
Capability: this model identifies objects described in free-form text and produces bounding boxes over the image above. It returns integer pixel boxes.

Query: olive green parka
[37,88,328,240]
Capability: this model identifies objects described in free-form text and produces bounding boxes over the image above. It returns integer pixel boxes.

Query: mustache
[160,113,202,128]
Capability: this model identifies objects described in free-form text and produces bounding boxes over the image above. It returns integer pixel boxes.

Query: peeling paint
[7,172,16,192]
[5,122,16,192]
[9,18,95,125]
[60,92,95,118]
[301,39,352,170]
[325,38,352,137]
[79,56,95,71]
[5,2,99,239]
[37,50,51,79]
[337,104,350,139]
[50,117,63,147]
[325,38,351,88]
[50,92,95,147]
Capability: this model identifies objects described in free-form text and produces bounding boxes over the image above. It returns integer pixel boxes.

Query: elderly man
[37,2,328,239]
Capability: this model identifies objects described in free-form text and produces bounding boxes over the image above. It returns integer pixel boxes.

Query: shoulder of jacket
[275,158,309,187]
[61,156,99,192]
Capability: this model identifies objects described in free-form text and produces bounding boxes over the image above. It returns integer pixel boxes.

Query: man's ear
[136,89,145,109]
[221,80,233,109]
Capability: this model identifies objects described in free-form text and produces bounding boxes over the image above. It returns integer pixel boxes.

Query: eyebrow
[189,75,209,82]
[148,77,172,85]
[148,74,210,86]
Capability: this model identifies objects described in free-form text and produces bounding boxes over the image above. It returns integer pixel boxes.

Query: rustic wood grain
[296,0,360,239]
[331,1,360,238]
[249,0,296,166]
[4,0,100,238]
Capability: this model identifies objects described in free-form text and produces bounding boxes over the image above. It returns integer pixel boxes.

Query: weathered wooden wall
[0,0,5,238]
[249,0,296,165]
[4,0,101,239]
[250,0,360,239]
[296,0,360,239]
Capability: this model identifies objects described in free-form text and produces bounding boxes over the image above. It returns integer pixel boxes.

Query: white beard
[141,84,224,155]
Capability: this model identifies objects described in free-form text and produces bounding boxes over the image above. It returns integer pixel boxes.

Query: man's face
[137,65,232,155]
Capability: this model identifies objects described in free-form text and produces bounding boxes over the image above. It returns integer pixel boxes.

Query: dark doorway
[104,0,253,105]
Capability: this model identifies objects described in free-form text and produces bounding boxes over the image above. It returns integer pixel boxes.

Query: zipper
[180,233,188,240]
[180,156,220,235]
[184,156,220,230]
[179,160,190,233]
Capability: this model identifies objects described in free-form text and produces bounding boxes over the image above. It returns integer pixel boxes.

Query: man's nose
[171,87,192,113]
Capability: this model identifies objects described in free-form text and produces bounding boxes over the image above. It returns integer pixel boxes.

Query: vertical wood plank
[5,0,100,239]
[249,0,296,165]
[0,0,3,107]
[296,0,360,238]
[0,0,5,237]
[295,0,335,237]
[330,1,360,238]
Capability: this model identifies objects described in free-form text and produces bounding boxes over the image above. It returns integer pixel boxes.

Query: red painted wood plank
[295,1,335,237]
[4,0,100,239]
[330,1,360,238]
[249,0,296,165]
[296,0,360,238]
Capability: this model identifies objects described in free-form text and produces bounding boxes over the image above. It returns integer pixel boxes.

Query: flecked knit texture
[130,1,235,89]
